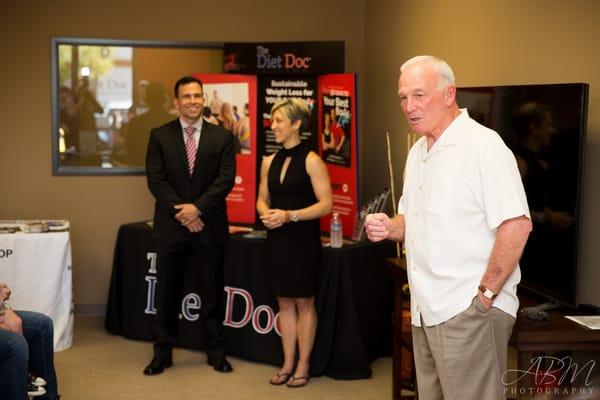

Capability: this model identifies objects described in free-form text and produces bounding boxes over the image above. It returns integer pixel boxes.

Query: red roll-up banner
[318,74,358,237]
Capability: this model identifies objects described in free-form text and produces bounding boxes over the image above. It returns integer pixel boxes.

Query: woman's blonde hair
[270,98,311,132]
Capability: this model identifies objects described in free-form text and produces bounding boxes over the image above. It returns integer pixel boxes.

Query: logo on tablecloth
[223,286,281,336]
[142,253,281,334]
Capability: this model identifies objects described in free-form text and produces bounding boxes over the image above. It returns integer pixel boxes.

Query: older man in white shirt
[365,55,532,400]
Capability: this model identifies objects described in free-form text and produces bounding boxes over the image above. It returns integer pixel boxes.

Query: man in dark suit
[143,76,236,375]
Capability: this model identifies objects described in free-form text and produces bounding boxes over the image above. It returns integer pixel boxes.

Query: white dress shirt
[399,109,530,327]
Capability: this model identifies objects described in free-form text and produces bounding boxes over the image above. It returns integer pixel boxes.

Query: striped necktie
[184,126,196,175]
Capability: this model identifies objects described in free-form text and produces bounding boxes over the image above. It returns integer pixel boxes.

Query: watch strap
[478,284,497,300]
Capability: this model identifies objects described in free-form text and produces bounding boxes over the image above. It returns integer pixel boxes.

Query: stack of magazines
[351,188,390,241]
[0,220,70,233]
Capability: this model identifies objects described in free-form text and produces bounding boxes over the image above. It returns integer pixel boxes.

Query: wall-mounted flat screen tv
[456,83,589,307]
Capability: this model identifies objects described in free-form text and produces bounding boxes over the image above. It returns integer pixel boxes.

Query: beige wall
[0,0,365,308]
[364,0,600,306]
[134,47,223,100]
[2,0,598,308]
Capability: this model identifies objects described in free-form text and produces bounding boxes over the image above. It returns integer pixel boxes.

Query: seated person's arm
[0,307,22,335]
[0,282,10,303]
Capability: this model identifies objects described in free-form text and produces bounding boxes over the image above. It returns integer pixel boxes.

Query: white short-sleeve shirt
[398,109,530,327]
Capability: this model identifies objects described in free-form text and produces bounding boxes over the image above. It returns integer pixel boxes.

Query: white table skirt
[0,231,74,351]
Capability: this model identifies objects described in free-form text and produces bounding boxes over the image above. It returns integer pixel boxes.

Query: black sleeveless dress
[266,143,322,298]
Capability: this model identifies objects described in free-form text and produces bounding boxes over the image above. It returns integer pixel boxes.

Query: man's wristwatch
[478,284,497,300]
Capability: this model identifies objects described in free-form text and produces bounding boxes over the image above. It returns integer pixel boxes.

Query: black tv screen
[456,83,589,307]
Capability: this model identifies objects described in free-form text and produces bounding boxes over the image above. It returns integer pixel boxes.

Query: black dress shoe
[143,357,173,375]
[207,356,233,373]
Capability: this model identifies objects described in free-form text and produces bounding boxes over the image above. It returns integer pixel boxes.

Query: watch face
[479,285,496,299]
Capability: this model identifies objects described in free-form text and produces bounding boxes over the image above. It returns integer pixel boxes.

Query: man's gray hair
[400,55,456,90]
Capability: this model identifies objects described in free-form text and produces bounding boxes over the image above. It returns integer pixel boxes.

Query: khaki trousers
[411,297,515,400]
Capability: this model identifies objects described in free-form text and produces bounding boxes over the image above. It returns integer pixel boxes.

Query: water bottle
[330,212,343,248]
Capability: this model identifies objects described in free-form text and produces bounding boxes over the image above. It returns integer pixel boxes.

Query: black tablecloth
[105,222,393,379]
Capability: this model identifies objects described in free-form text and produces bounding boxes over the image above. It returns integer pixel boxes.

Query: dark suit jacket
[146,119,236,244]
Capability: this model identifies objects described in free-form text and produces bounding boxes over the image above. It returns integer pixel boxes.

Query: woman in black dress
[256,99,332,388]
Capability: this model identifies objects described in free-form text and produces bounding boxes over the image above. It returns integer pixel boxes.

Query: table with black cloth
[105,222,393,379]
